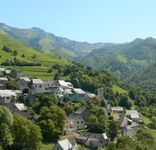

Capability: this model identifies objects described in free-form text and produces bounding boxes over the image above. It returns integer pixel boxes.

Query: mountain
[0,33,73,79]
[80,37,156,80]
[128,63,156,92]
[0,33,70,65]
[0,23,105,60]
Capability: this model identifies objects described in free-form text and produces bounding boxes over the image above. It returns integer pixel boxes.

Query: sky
[0,0,156,43]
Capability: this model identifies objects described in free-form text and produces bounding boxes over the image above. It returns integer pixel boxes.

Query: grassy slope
[0,33,71,79]
[128,63,156,92]
[112,85,128,94]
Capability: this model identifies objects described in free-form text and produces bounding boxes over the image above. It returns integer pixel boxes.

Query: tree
[108,120,118,141]
[88,114,107,133]
[0,106,13,149]
[33,94,57,114]
[12,114,42,150]
[119,95,131,109]
[128,90,136,100]
[64,104,74,116]
[39,106,66,142]
[71,78,80,88]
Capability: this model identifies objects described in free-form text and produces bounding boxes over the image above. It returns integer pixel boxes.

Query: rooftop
[0,90,17,96]
[111,107,124,112]
[73,88,85,94]
[20,77,31,82]
[0,68,5,72]
[126,110,139,119]
[58,80,73,88]
[0,77,8,81]
[15,103,27,111]
[58,139,73,150]
[32,79,44,84]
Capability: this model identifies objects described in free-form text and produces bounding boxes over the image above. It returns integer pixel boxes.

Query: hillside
[0,33,72,79]
[0,23,105,60]
[80,37,156,80]
[128,63,156,92]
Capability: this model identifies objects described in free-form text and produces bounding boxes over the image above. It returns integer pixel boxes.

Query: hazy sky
[0,0,156,43]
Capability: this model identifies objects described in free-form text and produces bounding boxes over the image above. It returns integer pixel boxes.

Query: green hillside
[128,63,156,92]
[0,23,105,60]
[0,33,71,79]
[80,37,156,80]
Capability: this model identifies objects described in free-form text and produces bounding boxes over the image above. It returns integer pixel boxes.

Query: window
[81,121,83,124]
[39,85,42,88]
[77,121,79,124]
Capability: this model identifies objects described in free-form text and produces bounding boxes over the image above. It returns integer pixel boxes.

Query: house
[0,77,9,89]
[120,110,144,137]
[52,80,73,90]
[5,69,11,75]
[17,77,31,94]
[52,87,65,99]
[0,68,6,75]
[55,139,77,150]
[44,80,54,92]
[110,106,124,122]
[31,79,45,94]
[65,119,77,135]
[4,102,33,120]
[10,70,23,78]
[121,123,144,137]
[126,110,140,123]
[51,80,73,100]
[0,90,18,103]
[66,107,90,131]
[76,132,108,149]
[110,106,124,114]
[67,88,86,102]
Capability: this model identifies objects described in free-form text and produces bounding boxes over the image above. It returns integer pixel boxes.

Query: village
[0,67,144,150]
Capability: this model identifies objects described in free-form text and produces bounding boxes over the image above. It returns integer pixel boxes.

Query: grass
[0,33,71,66]
[112,84,127,94]
[0,33,73,80]
[142,115,152,126]
[40,144,55,150]
[5,66,56,79]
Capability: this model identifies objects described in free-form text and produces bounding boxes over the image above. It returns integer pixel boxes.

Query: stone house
[67,88,87,102]
[17,77,31,94]
[76,132,108,149]
[65,107,90,131]
[0,77,9,89]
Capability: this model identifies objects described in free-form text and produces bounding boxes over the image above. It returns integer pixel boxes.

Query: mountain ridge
[0,23,106,60]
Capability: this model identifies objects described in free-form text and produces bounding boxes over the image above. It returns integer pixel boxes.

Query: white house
[0,90,17,103]
[31,79,45,94]
[76,132,108,149]
[51,80,73,100]
[5,69,11,75]
[53,87,64,99]
[55,139,77,150]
